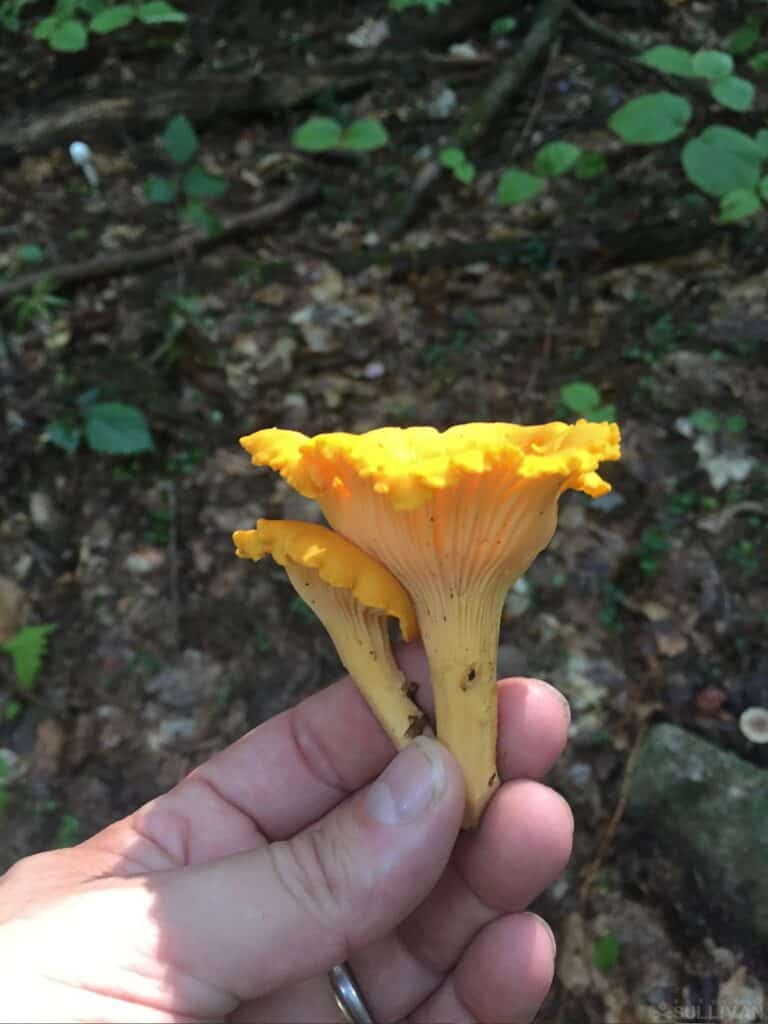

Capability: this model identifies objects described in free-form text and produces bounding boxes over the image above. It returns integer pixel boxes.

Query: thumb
[146,736,464,1002]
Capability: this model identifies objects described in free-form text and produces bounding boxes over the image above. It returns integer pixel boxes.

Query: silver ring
[329,961,375,1024]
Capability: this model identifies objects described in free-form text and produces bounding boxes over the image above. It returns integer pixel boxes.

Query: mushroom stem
[285,563,429,750]
[418,589,504,828]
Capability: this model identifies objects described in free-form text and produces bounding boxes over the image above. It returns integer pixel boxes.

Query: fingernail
[367,736,445,825]
[527,912,557,958]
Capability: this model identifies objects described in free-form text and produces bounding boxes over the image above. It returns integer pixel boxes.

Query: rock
[627,723,768,943]
[144,708,198,753]
[144,649,223,709]
[29,491,60,532]
[32,718,66,777]
[124,546,165,574]
[0,576,27,643]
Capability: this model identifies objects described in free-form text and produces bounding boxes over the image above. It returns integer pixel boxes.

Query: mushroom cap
[233,519,418,642]
[240,421,621,511]
[738,706,768,744]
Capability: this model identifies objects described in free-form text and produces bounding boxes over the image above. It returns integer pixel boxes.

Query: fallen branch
[381,0,569,241]
[0,186,319,303]
[1,209,720,302]
[566,2,640,52]
[0,70,370,162]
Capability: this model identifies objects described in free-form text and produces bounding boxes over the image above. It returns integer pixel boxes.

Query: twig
[507,36,561,161]
[579,705,660,905]
[566,2,640,53]
[0,187,319,303]
[382,0,569,241]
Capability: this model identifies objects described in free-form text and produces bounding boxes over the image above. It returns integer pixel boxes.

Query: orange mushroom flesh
[233,519,428,750]
[241,422,621,828]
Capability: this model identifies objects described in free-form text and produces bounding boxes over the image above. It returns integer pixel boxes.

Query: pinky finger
[408,912,556,1024]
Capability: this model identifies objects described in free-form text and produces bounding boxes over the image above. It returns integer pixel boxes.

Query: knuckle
[270,824,354,936]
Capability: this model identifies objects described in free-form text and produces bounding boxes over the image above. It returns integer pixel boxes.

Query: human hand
[0,644,572,1023]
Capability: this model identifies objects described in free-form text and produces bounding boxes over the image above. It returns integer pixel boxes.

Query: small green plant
[593,934,620,973]
[599,583,625,631]
[46,389,154,456]
[6,279,67,329]
[490,14,517,36]
[624,312,679,365]
[559,381,616,422]
[497,140,607,206]
[54,812,81,847]
[28,0,185,52]
[389,0,450,11]
[292,117,389,153]
[144,115,228,236]
[439,147,476,185]
[637,525,670,579]
[1,624,56,691]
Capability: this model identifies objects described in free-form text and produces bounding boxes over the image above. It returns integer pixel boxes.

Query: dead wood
[381,0,569,241]
[0,186,319,303]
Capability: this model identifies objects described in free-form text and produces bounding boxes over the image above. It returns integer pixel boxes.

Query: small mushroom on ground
[739,707,768,744]
[233,519,428,749]
[241,420,621,827]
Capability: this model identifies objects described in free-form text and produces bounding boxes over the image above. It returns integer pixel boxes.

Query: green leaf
[681,126,762,197]
[748,51,768,73]
[691,49,734,80]
[48,18,88,51]
[84,402,154,454]
[590,403,616,422]
[163,114,199,164]
[143,175,177,203]
[490,15,517,36]
[573,151,606,179]
[340,119,389,152]
[533,141,581,177]
[593,935,620,973]
[1,624,56,690]
[181,200,222,236]
[728,22,760,56]
[439,146,466,169]
[4,701,21,722]
[759,175,768,202]
[726,414,747,434]
[182,164,229,199]
[710,75,754,112]
[137,1,187,24]
[719,188,761,222]
[453,161,475,185]
[497,168,544,205]
[33,15,59,39]
[19,243,44,263]
[45,419,82,454]
[689,408,720,433]
[560,380,601,414]
[755,131,768,158]
[637,45,694,77]
[292,117,342,152]
[609,92,692,145]
[89,4,134,33]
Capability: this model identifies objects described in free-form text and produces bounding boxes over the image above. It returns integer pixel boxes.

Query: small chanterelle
[234,421,621,828]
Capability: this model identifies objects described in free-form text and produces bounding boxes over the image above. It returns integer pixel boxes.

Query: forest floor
[1,1,766,1020]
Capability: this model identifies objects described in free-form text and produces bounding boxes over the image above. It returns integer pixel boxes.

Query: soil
[1,1,766,1019]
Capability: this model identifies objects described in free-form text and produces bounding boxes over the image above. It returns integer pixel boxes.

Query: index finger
[94,644,569,870]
